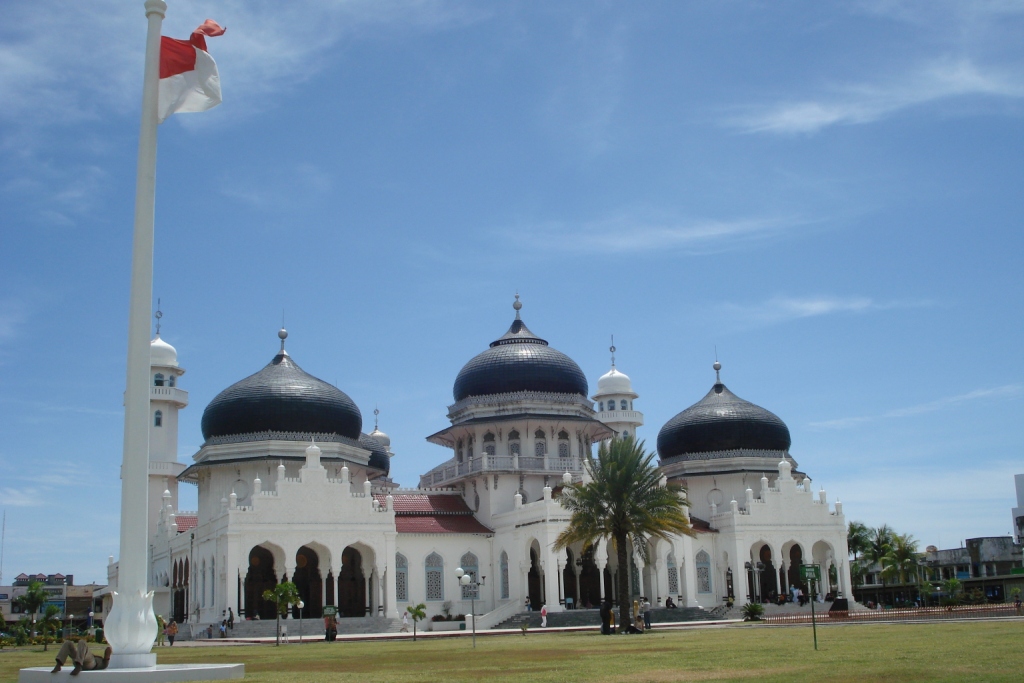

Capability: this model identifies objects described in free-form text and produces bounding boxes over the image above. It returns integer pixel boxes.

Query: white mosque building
[108,297,852,628]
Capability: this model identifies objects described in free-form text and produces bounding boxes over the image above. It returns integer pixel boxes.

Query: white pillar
[384,534,398,618]
[106,0,166,669]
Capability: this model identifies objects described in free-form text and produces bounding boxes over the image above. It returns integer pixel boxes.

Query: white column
[596,560,607,601]
[543,554,560,612]
[384,534,399,618]
[556,557,566,607]
[106,0,166,669]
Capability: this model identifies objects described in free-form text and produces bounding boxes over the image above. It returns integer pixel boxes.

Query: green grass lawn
[1,621,1021,682]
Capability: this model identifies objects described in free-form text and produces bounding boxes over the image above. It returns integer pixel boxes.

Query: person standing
[227,607,235,630]
[540,604,548,628]
[400,611,410,633]
[525,596,532,611]
[166,619,178,646]
[643,598,652,629]
[156,614,166,646]
[599,599,611,635]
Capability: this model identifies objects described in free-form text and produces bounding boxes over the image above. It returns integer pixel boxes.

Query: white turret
[146,307,189,542]
[591,337,643,442]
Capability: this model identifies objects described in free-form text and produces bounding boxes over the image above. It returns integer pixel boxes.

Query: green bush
[742,603,765,621]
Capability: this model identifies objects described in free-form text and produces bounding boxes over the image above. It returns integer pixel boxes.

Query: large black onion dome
[360,433,391,475]
[453,298,588,401]
[201,338,362,442]
[657,367,790,460]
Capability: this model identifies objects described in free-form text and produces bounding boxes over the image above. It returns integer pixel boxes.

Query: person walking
[540,604,548,628]
[166,619,178,646]
[400,611,410,633]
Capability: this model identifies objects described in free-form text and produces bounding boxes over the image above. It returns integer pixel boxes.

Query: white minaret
[147,306,188,541]
[591,337,643,442]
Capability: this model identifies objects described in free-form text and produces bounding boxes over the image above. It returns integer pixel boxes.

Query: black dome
[202,351,362,442]
[657,381,791,460]
[360,433,391,475]
[453,314,588,402]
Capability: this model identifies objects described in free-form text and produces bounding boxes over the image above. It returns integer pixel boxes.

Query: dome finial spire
[610,335,616,367]
[374,405,380,430]
[154,298,162,337]
[513,292,522,320]
[713,359,722,384]
[278,327,288,355]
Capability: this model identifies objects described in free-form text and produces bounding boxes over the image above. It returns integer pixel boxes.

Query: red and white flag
[158,20,226,123]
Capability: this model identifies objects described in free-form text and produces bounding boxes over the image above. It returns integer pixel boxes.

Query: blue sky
[1,1,1021,584]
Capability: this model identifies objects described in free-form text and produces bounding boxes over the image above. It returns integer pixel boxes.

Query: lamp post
[455,567,485,648]
[296,601,304,643]
[67,614,74,640]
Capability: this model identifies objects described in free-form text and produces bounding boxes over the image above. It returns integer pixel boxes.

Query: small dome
[657,370,790,461]
[593,367,635,399]
[369,426,391,449]
[453,299,588,401]
[151,335,178,367]
[201,347,362,442]
[360,433,391,475]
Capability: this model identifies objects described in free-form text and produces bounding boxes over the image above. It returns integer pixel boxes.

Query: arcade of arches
[243,544,370,620]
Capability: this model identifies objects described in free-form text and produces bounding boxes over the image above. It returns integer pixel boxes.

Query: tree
[39,604,61,651]
[407,603,426,641]
[847,521,871,562]
[262,581,300,646]
[881,533,920,586]
[15,581,48,638]
[555,437,694,632]
[864,525,895,588]
[941,577,962,606]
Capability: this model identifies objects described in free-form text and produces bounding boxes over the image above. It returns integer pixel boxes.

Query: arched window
[622,430,629,439]
[696,550,712,594]
[599,402,604,412]
[425,553,444,601]
[456,439,463,463]
[460,552,479,599]
[620,400,627,410]
[534,430,546,457]
[483,432,495,456]
[201,560,206,608]
[483,432,495,442]
[168,375,176,387]
[154,373,164,387]
[396,553,408,602]
[508,430,520,457]
[667,552,679,595]
[500,551,510,600]
[558,430,570,458]
[154,410,163,427]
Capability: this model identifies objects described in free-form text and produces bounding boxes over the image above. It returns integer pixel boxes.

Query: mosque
[109,296,852,628]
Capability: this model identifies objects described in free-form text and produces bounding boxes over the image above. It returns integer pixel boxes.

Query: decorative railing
[420,455,583,487]
[761,603,1019,625]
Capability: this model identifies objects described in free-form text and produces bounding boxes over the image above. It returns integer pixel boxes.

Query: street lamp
[296,600,304,643]
[455,567,485,648]
[67,614,74,639]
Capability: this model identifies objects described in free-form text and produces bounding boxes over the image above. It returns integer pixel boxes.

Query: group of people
[324,614,338,641]
[155,614,178,646]
[598,597,654,634]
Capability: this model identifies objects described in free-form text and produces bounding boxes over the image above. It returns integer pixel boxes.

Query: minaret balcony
[596,410,643,424]
[419,454,584,488]
[150,385,188,407]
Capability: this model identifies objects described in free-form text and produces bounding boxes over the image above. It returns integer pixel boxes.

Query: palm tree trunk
[276,612,281,646]
[615,531,630,632]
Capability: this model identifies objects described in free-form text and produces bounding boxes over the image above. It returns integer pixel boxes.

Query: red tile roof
[395,515,493,535]
[374,493,493,534]
[376,493,475,515]
[690,516,716,533]
[175,515,198,533]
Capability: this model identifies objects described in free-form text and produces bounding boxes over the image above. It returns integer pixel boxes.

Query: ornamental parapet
[419,454,584,488]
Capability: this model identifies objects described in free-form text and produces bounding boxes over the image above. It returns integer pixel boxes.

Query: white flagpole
[105,0,166,668]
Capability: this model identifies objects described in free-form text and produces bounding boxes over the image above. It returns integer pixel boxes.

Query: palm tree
[15,581,47,638]
[407,603,426,642]
[262,581,300,646]
[881,533,920,586]
[847,521,871,562]
[554,437,694,632]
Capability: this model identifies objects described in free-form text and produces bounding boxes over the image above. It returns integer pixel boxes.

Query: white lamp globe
[455,567,465,579]
[460,574,471,586]
[297,600,304,609]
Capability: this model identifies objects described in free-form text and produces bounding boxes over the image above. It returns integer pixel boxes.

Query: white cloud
[731,59,1024,135]
[720,295,929,327]
[810,384,1022,430]
[0,0,484,128]
[501,214,811,254]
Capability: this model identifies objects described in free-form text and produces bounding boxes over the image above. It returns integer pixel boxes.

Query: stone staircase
[177,616,401,641]
[493,606,718,630]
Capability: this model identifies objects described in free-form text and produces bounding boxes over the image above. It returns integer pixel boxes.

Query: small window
[484,444,496,456]
[154,410,163,427]
[483,432,495,442]
[535,429,545,439]
[425,552,444,601]
[154,373,165,387]
[599,402,604,412]
[509,441,520,457]
[622,430,629,439]
[508,430,519,441]
[168,375,176,387]
[558,441,569,457]
[620,400,627,410]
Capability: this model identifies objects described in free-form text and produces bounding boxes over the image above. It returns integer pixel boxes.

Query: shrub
[742,603,765,621]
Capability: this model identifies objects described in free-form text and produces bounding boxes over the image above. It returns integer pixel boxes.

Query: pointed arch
[395,553,408,602]
[460,551,479,599]
[425,552,444,601]
[696,549,712,594]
